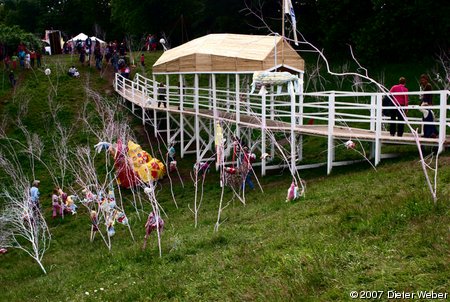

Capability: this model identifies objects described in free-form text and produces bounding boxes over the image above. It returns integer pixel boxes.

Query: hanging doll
[167,145,177,172]
[116,211,129,226]
[81,188,96,205]
[51,188,63,218]
[90,210,99,242]
[65,195,78,214]
[194,162,209,174]
[143,211,164,250]
[107,218,116,237]
[286,181,303,202]
[344,140,356,150]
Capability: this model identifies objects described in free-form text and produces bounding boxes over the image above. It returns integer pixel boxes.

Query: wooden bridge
[114,73,449,175]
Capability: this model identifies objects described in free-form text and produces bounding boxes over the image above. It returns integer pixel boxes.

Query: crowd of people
[2,43,43,88]
[61,35,160,79]
[387,74,438,138]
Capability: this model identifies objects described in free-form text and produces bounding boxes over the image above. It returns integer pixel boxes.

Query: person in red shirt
[389,77,409,137]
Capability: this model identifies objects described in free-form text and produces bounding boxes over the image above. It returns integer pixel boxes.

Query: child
[11,54,18,69]
[419,102,438,138]
[140,53,145,67]
[157,82,167,108]
[241,146,255,190]
[8,71,16,87]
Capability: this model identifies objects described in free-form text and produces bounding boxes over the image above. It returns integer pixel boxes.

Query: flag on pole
[284,0,299,46]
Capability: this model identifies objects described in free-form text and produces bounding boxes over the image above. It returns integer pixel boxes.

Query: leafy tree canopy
[0,24,43,53]
[0,0,447,63]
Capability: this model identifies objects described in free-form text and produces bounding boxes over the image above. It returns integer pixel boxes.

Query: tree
[0,24,43,55]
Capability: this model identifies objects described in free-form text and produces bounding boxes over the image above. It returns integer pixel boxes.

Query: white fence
[115,72,450,174]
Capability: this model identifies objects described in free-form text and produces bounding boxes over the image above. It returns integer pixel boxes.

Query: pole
[281,0,285,67]
[281,0,285,38]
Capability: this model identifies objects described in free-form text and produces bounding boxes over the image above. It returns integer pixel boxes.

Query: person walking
[389,77,409,137]
[419,74,433,105]
[30,180,41,214]
[419,101,438,138]
[30,49,36,68]
[157,82,167,108]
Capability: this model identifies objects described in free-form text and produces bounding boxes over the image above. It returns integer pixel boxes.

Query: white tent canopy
[90,36,106,44]
[68,33,88,42]
[67,33,106,45]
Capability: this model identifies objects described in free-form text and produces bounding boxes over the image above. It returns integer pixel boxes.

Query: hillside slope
[0,54,448,301]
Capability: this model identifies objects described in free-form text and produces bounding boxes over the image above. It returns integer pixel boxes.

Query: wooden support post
[212,74,218,170]
[226,74,230,112]
[194,74,200,162]
[235,74,240,139]
[261,90,267,176]
[142,104,145,125]
[179,74,185,158]
[208,74,212,110]
[166,74,170,143]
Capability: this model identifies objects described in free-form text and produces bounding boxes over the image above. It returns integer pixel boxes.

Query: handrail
[114,73,449,151]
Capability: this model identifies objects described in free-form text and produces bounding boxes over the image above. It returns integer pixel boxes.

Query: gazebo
[149,33,305,171]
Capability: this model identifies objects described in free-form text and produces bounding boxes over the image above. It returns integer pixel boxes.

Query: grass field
[0,51,448,301]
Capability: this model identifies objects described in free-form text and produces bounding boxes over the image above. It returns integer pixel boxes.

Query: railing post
[270,86,275,159]
[141,78,146,125]
[327,92,335,175]
[290,83,296,174]
[297,72,304,161]
[131,80,135,113]
[370,95,376,131]
[374,94,383,165]
[153,75,157,137]
[438,91,448,154]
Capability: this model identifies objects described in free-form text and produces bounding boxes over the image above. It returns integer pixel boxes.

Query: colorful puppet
[95,140,166,188]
